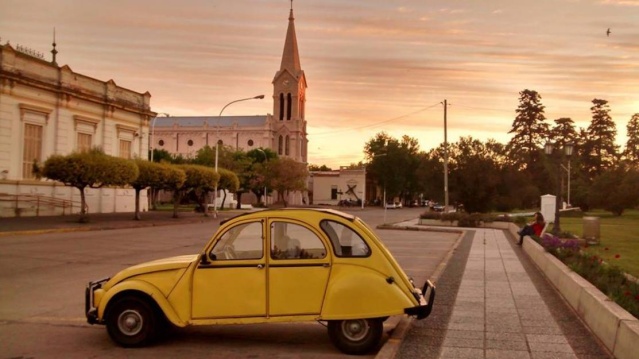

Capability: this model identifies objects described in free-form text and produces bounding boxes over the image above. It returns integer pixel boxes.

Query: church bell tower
[272,3,308,163]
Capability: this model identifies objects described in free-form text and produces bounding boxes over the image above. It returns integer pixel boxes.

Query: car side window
[320,220,371,257]
[210,221,263,260]
[270,222,326,260]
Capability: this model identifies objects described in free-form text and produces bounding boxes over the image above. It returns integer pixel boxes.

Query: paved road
[0,207,459,358]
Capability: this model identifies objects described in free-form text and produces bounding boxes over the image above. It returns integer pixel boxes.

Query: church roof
[153,115,267,128]
[280,7,301,75]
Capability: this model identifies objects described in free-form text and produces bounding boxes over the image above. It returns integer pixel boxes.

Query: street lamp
[213,95,265,218]
[544,142,574,235]
[150,112,170,162]
[256,148,268,206]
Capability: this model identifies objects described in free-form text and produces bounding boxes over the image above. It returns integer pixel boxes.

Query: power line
[310,102,442,137]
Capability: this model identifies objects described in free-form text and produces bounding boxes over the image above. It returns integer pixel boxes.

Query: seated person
[518,212,546,245]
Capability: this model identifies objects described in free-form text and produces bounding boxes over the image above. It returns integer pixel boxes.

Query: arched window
[278,135,283,155]
[287,93,292,120]
[285,135,290,155]
[279,93,284,121]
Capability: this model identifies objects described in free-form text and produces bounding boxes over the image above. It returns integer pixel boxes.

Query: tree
[217,168,240,209]
[308,164,332,171]
[364,132,420,202]
[130,160,166,220]
[550,117,579,149]
[160,164,187,218]
[35,149,138,222]
[447,137,502,212]
[581,99,619,177]
[266,157,308,207]
[177,165,220,217]
[507,89,550,173]
[247,148,278,205]
[623,113,639,166]
[588,166,639,215]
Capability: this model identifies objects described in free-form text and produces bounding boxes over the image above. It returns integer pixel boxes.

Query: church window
[287,93,292,120]
[278,135,283,155]
[187,139,194,146]
[23,123,43,179]
[218,139,223,145]
[119,140,132,159]
[279,93,284,121]
[159,140,164,147]
[285,135,290,155]
[77,133,92,152]
[248,139,254,146]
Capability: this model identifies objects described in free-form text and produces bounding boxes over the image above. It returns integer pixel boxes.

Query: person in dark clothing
[518,212,546,245]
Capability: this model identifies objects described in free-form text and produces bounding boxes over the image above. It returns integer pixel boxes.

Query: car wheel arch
[100,281,187,328]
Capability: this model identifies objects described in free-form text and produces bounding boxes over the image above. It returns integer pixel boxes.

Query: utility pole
[442,99,449,210]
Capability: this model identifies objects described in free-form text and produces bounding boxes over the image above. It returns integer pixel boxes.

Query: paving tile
[486,339,528,351]
[486,349,532,359]
[525,334,568,344]
[438,346,484,359]
[446,322,484,331]
[485,332,525,341]
[522,325,564,335]
[442,337,484,349]
[442,329,484,340]
[486,322,522,333]
[528,341,575,353]
[530,352,578,359]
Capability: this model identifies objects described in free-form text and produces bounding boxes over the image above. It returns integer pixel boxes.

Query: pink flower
[625,291,632,297]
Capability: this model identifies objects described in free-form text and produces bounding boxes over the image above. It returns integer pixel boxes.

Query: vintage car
[85,208,435,355]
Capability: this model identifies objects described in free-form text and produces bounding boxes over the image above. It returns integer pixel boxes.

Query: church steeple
[280,3,301,74]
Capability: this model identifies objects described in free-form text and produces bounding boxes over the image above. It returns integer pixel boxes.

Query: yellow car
[85,208,435,355]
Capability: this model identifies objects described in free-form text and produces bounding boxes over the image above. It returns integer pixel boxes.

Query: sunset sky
[2,0,638,168]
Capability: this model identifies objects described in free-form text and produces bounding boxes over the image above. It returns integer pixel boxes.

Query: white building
[0,41,154,217]
[309,167,367,206]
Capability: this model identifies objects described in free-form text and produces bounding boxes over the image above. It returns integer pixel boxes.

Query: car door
[267,219,331,316]
[192,219,266,319]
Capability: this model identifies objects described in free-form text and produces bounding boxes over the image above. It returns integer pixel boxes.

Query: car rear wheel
[106,296,158,347]
[327,318,383,355]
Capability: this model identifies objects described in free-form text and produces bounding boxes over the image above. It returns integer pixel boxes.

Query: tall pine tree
[623,113,639,166]
[581,99,619,177]
[507,89,550,173]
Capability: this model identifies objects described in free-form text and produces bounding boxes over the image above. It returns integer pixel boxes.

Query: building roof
[153,115,267,128]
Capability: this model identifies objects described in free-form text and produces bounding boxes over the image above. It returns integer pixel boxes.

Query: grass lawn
[561,209,639,278]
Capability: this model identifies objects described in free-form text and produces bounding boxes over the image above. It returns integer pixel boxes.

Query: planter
[418,219,457,227]
[511,223,639,359]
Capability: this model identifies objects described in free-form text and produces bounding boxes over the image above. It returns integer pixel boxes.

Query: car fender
[98,279,187,327]
[321,265,415,320]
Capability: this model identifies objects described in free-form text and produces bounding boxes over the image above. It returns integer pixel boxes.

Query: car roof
[220,207,356,226]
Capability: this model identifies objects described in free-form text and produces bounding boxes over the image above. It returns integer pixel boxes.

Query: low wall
[507,223,639,359]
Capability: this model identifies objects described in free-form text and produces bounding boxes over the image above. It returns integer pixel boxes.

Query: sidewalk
[0,210,232,236]
[389,220,611,359]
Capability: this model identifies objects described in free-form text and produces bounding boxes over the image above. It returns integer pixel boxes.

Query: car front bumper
[85,277,109,325]
[404,280,436,319]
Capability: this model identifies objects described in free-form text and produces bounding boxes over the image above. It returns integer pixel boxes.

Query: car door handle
[257,264,264,269]
[323,263,330,268]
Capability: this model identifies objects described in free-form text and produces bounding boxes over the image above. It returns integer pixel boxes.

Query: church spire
[280,1,301,74]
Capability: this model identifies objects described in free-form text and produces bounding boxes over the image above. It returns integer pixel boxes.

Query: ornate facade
[0,41,154,217]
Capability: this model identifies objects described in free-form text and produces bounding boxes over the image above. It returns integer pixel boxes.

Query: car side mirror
[200,253,213,265]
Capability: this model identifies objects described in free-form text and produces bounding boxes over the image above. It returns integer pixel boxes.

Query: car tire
[106,295,158,347]
[327,318,383,355]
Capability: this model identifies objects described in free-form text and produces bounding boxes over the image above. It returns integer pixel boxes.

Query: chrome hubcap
[342,319,369,341]
[118,309,143,336]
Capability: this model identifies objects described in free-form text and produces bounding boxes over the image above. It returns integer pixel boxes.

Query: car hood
[104,254,199,290]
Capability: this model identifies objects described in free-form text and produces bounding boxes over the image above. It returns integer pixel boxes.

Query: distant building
[153,7,308,205]
[309,167,367,206]
[0,41,154,217]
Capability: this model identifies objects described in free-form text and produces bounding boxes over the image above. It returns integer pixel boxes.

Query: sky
[1,0,638,168]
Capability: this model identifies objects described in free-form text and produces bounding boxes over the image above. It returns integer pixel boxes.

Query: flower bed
[536,233,639,318]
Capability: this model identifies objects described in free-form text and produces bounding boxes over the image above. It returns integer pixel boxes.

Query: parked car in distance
[85,208,435,355]
[431,203,445,212]
[385,202,402,209]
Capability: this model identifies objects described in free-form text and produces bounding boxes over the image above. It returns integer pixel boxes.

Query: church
[151,6,309,205]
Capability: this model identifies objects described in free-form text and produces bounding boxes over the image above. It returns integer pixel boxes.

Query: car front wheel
[106,296,158,347]
[327,318,383,355]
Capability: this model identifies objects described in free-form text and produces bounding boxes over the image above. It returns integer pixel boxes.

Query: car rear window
[320,220,371,257]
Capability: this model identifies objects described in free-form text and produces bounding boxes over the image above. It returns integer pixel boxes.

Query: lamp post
[214,95,265,218]
[544,142,574,235]
[256,148,268,206]
[150,112,170,162]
